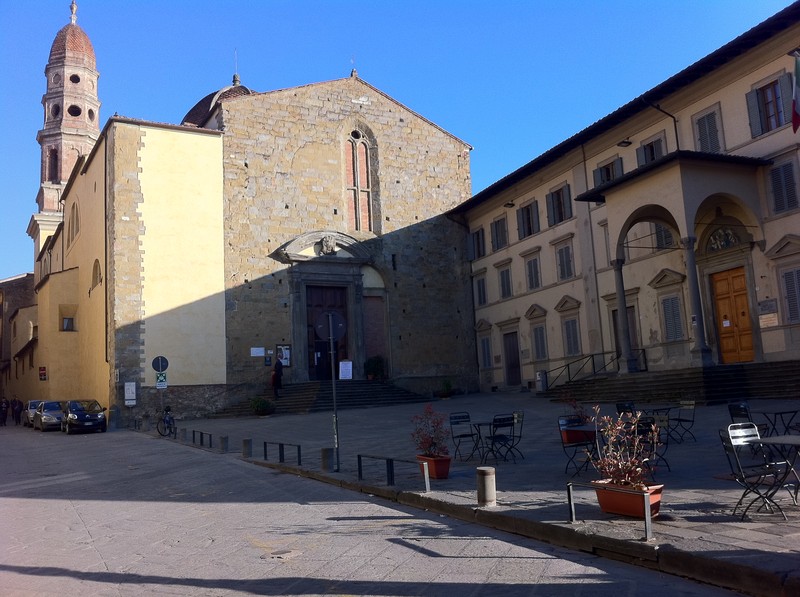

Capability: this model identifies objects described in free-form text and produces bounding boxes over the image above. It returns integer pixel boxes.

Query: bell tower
[28,1,100,259]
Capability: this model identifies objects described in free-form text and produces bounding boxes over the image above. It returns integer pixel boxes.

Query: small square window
[62,317,75,331]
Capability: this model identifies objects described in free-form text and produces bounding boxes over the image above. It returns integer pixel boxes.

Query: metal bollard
[219,435,229,453]
[242,438,252,458]
[179,428,187,442]
[477,466,496,507]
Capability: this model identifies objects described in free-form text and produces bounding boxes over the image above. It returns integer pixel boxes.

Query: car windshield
[43,402,61,410]
[69,400,103,413]
[28,401,42,409]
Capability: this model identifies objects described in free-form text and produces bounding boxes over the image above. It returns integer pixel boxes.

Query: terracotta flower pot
[416,454,451,479]
[591,479,664,518]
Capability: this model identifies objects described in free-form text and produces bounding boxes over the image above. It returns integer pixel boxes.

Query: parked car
[22,400,43,427]
[61,400,107,434]
[33,401,64,431]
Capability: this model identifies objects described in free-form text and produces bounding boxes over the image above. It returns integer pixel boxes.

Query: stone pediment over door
[271,230,371,264]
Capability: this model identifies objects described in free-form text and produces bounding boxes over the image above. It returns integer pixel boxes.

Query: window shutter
[564,319,579,356]
[563,185,573,219]
[745,89,763,138]
[652,138,664,160]
[612,157,623,178]
[636,146,646,167]
[779,73,793,126]
[490,221,497,251]
[783,269,800,323]
[662,295,682,341]
[697,112,720,153]
[592,168,602,187]
[771,163,798,213]
[516,207,524,240]
[533,326,547,360]
[546,193,554,227]
[532,201,540,233]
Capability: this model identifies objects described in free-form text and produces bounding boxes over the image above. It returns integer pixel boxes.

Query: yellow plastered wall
[137,128,226,386]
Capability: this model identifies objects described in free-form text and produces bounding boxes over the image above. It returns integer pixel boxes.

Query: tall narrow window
[661,295,683,341]
[770,162,799,214]
[562,317,581,356]
[525,254,541,290]
[532,324,547,361]
[694,109,723,153]
[475,276,487,307]
[346,130,372,231]
[480,336,492,369]
[48,148,60,183]
[468,228,486,260]
[499,267,512,299]
[490,217,508,251]
[546,184,572,226]
[555,240,574,281]
[516,201,540,240]
[746,73,793,137]
[782,267,800,323]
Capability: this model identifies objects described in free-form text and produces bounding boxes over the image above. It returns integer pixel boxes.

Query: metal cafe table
[749,408,800,436]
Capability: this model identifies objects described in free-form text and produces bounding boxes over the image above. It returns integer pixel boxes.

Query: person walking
[0,397,9,426]
[11,398,23,426]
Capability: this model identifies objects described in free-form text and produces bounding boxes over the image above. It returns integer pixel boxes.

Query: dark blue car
[61,400,107,434]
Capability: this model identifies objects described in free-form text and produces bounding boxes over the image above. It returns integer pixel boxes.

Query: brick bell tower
[28,0,100,261]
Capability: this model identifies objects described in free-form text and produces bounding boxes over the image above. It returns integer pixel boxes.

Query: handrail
[543,349,647,389]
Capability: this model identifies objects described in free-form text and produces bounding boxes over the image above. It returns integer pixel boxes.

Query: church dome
[182,74,253,127]
[48,2,96,69]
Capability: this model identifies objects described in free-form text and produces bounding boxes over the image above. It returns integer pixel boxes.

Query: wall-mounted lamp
[617,138,632,147]
[503,201,515,208]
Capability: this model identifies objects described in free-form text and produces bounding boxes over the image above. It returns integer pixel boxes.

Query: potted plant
[411,403,451,479]
[588,405,663,518]
[364,355,385,380]
[250,397,275,417]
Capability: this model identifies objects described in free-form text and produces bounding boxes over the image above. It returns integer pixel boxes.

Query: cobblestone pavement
[165,392,800,596]
[0,414,737,597]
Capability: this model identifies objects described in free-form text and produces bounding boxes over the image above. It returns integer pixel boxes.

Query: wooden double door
[711,267,754,364]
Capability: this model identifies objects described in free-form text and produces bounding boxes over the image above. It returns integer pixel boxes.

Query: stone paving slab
[162,391,800,596]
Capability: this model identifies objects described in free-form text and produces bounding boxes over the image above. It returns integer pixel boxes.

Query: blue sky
[0,0,794,280]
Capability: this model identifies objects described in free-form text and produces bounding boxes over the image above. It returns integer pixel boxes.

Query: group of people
[0,397,24,426]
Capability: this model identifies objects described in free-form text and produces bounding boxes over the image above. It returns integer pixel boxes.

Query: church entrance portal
[307,286,348,380]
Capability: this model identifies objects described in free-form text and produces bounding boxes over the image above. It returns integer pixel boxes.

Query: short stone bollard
[477,466,496,507]
[321,447,335,472]
[242,438,252,458]
[219,435,229,453]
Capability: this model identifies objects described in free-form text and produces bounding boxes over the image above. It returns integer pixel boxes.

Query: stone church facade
[4,3,478,423]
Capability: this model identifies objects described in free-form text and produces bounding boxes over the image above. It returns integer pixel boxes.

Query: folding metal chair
[669,400,696,443]
[728,401,769,437]
[507,410,525,461]
[558,415,594,476]
[449,411,479,461]
[483,414,516,463]
[719,423,789,520]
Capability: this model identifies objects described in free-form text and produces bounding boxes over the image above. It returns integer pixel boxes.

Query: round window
[88,109,95,121]
[51,104,61,118]
[351,130,362,139]
[70,74,81,84]
[67,105,82,117]
[52,73,61,85]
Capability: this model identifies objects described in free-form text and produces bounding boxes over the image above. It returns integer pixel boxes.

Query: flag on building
[793,54,800,134]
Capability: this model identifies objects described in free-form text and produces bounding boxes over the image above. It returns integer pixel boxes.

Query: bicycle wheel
[156,419,167,436]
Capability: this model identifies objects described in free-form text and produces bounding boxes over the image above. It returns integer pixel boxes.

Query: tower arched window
[346,130,372,232]
[48,149,59,183]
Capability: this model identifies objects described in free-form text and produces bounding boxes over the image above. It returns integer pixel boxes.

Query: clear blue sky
[0,0,794,280]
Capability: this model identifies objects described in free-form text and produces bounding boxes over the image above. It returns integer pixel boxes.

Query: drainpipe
[643,99,680,151]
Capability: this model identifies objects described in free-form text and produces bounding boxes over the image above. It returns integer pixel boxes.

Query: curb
[242,454,791,597]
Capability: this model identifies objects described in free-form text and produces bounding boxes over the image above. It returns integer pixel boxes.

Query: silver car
[33,401,64,431]
[23,400,43,427]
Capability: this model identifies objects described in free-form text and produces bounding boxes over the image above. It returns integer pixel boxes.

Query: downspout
[643,99,680,150]
[104,137,109,365]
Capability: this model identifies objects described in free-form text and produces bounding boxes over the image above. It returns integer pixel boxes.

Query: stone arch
[614,204,681,262]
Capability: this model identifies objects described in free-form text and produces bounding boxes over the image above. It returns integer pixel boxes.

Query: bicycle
[156,406,175,437]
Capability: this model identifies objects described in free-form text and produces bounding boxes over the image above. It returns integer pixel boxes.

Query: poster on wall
[276,345,291,367]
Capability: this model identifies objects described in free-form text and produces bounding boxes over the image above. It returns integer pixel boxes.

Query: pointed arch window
[346,129,372,232]
[67,203,80,246]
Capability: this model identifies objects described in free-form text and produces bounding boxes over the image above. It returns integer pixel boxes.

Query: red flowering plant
[411,403,450,457]
[588,405,657,489]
